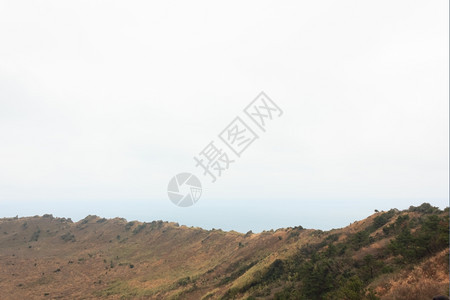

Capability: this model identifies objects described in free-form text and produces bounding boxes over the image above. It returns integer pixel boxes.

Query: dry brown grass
[372,249,449,300]
[0,215,304,299]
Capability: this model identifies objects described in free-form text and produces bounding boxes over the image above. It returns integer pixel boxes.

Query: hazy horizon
[1,199,447,233]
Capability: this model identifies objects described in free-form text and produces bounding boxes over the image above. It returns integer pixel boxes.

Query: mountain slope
[0,203,448,299]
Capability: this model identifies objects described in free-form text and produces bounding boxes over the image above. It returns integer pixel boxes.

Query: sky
[0,0,448,233]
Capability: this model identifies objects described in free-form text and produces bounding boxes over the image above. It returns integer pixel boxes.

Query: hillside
[0,203,448,299]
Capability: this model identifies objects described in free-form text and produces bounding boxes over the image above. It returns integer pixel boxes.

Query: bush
[176,276,191,286]
[125,222,135,231]
[373,210,395,229]
[335,276,365,300]
[408,203,440,214]
[61,232,75,242]
[350,230,371,250]
[388,215,448,263]
[29,229,40,242]
[132,224,146,234]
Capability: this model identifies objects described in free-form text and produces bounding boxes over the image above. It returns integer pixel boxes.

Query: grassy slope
[0,203,448,299]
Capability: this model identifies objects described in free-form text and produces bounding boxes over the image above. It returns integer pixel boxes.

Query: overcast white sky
[0,1,448,232]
